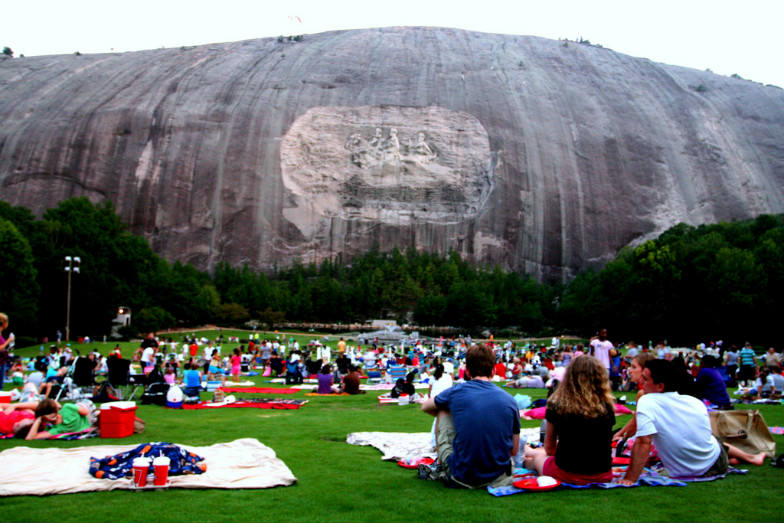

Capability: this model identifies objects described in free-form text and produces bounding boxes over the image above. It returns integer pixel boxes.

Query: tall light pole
[64,256,80,342]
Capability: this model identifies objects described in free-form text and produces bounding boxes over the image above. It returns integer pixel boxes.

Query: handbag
[709,409,776,458]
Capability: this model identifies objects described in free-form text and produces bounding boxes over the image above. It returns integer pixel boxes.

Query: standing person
[619,359,765,485]
[421,344,520,488]
[724,345,739,387]
[738,342,757,386]
[524,356,616,485]
[230,348,242,383]
[0,313,13,390]
[589,329,613,374]
[764,347,781,371]
[140,339,156,375]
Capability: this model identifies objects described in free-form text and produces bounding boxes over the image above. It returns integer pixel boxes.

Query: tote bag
[709,409,776,458]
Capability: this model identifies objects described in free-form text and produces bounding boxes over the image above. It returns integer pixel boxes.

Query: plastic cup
[153,455,170,486]
[132,457,150,487]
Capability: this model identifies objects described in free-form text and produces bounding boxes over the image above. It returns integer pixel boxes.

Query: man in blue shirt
[738,342,757,387]
[421,343,520,488]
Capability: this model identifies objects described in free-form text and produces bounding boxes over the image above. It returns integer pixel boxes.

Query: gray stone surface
[1,27,782,281]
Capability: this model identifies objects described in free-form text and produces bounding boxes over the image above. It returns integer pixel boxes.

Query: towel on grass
[219,387,300,394]
[347,429,541,462]
[0,438,296,496]
[305,392,350,396]
[181,399,307,410]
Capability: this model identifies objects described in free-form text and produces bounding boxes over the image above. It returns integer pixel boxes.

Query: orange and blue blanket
[89,442,206,480]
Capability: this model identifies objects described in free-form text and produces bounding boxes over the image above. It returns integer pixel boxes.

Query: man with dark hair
[619,359,765,484]
[421,344,520,488]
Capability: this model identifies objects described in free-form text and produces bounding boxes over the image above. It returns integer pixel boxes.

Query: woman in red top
[493,359,507,379]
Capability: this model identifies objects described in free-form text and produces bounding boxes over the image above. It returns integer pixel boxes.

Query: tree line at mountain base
[1,197,781,347]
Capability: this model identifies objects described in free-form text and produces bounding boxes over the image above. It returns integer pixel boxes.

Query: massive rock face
[1,27,783,281]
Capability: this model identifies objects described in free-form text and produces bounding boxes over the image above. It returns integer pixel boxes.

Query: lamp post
[64,256,80,342]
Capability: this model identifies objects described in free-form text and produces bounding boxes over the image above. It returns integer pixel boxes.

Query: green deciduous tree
[0,219,39,333]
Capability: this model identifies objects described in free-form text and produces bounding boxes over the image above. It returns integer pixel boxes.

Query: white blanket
[347,428,542,461]
[0,438,296,496]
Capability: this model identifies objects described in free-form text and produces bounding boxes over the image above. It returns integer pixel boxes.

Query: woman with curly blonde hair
[524,355,615,484]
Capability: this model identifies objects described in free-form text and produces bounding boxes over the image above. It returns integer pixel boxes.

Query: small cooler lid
[100,401,136,410]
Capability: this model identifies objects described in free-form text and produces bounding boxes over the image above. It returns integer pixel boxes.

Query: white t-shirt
[635,392,720,478]
[141,347,155,365]
[590,339,613,369]
[430,374,453,398]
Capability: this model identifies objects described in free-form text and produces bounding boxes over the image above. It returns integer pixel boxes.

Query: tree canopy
[0,197,781,346]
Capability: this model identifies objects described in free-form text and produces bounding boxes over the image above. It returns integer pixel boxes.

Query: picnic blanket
[487,466,748,496]
[90,442,206,479]
[347,429,542,461]
[0,438,296,496]
[347,431,748,494]
[219,387,301,394]
[377,393,426,404]
[305,392,351,396]
[181,399,307,410]
[361,383,431,390]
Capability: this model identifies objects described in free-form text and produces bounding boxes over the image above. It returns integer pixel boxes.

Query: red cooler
[99,401,137,438]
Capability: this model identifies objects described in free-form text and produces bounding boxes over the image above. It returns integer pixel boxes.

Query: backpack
[390,378,407,398]
[92,382,120,403]
[141,382,170,406]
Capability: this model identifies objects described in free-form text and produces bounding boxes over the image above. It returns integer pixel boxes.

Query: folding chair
[106,357,143,400]
[53,358,79,402]
[72,356,96,387]
[388,365,407,382]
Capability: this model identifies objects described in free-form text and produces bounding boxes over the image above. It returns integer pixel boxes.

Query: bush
[2,47,13,57]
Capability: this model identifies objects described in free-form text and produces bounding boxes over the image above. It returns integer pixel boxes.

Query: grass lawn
[1,333,781,522]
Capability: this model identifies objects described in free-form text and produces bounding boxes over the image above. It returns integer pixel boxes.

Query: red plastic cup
[153,456,170,486]
[132,457,150,487]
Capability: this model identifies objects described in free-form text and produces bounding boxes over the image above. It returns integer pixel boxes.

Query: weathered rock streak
[1,27,782,280]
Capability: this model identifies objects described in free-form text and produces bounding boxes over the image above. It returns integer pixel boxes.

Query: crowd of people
[1,312,780,487]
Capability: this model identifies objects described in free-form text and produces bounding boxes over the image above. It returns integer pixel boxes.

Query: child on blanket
[24,398,95,440]
[524,355,615,485]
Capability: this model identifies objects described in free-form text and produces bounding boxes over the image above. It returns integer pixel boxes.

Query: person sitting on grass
[613,352,656,442]
[340,365,364,395]
[421,343,520,488]
[391,371,417,398]
[694,355,732,409]
[524,355,615,485]
[25,398,93,440]
[317,364,337,394]
[182,363,203,398]
[619,359,766,485]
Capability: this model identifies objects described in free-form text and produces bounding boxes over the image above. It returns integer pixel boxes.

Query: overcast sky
[3,0,782,88]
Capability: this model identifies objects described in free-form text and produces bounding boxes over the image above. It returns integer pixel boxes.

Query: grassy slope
[1,333,781,522]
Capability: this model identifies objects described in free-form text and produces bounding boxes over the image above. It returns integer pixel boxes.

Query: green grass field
[1,332,782,522]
